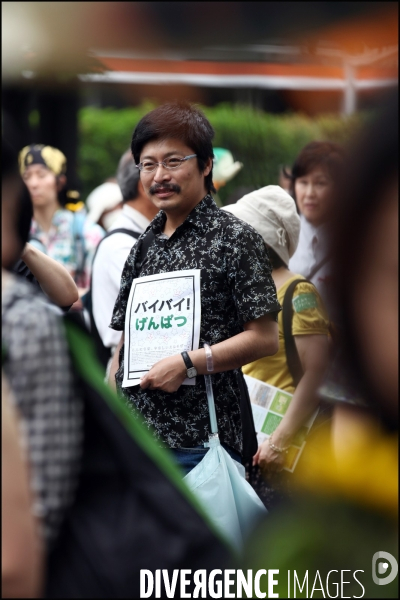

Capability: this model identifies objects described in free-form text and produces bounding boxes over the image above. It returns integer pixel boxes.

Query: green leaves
[78,103,365,204]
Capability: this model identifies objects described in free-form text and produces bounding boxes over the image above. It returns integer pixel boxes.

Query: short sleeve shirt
[243,275,330,394]
[110,194,281,454]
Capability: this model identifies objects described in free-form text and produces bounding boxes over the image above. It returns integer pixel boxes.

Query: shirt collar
[301,214,328,234]
[122,204,151,231]
[300,214,318,237]
[31,208,67,234]
[150,194,217,235]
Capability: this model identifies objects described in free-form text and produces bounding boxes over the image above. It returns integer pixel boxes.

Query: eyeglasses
[136,154,197,173]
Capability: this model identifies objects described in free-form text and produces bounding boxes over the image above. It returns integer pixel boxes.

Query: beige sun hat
[222,185,300,266]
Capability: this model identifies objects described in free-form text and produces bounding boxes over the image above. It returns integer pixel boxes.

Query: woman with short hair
[288,141,345,316]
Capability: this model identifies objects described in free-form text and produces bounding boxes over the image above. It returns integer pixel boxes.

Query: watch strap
[181,351,194,370]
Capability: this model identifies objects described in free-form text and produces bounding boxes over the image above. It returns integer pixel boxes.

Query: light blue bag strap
[204,343,218,434]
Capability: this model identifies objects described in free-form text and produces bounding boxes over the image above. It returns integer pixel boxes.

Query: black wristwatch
[181,351,197,379]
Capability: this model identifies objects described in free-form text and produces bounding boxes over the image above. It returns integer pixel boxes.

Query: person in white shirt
[91,150,159,364]
[288,141,345,315]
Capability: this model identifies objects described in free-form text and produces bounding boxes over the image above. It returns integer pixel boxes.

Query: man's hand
[140,354,187,393]
[253,440,286,473]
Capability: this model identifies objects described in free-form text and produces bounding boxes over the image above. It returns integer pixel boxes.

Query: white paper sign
[244,374,319,473]
[122,270,201,388]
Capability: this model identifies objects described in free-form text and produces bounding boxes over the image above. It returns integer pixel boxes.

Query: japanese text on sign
[122,270,201,388]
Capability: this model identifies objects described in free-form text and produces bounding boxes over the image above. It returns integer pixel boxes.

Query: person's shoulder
[292,278,321,298]
[83,218,105,235]
[107,222,143,241]
[107,213,128,232]
[98,229,137,249]
[215,206,264,240]
[290,277,329,321]
[105,220,151,248]
[93,228,141,269]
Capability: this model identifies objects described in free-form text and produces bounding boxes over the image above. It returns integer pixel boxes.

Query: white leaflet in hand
[244,374,319,472]
[122,270,201,388]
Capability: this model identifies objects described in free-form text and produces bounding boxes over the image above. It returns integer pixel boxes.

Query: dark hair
[117,149,140,202]
[15,186,33,249]
[290,141,346,202]
[266,246,287,270]
[329,89,398,428]
[56,177,70,207]
[2,135,33,257]
[131,102,216,194]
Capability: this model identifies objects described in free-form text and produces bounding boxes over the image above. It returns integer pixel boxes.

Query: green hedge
[78,103,365,204]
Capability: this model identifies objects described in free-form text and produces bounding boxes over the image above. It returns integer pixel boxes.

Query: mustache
[149,183,181,195]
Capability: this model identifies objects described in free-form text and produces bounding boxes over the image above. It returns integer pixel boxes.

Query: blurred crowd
[2,88,397,598]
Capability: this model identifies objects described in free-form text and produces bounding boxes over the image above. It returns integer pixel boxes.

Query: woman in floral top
[19,144,104,294]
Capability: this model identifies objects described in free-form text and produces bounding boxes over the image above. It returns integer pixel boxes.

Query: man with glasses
[109,102,281,474]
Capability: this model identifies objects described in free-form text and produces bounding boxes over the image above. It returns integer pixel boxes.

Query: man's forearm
[188,316,278,375]
[272,371,321,447]
[21,244,79,306]
[273,334,329,446]
[139,314,278,393]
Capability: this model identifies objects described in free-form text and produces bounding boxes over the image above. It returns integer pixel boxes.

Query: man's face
[22,163,60,208]
[139,138,212,218]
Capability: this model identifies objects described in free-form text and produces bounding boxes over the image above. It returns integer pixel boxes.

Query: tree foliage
[78,103,365,204]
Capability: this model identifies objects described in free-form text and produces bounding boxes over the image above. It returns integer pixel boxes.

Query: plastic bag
[183,343,267,551]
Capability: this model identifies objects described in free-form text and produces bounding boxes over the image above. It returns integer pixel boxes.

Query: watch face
[187,367,197,378]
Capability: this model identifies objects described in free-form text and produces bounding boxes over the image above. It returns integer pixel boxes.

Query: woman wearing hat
[19,144,105,300]
[223,186,330,508]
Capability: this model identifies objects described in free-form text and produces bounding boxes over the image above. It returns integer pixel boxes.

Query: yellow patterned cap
[19,144,67,177]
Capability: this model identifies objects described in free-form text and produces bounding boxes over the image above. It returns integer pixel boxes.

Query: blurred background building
[2,2,398,202]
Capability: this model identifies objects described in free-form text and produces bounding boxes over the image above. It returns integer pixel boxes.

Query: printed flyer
[122,270,201,387]
[244,374,318,472]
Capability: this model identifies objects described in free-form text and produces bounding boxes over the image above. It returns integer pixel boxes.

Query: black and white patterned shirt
[2,275,83,548]
[110,195,281,454]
